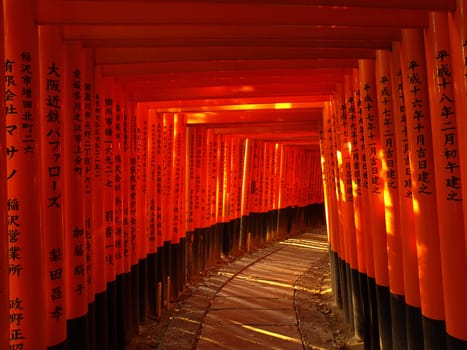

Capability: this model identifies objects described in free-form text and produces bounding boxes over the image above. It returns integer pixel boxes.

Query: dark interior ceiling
[35,0,456,148]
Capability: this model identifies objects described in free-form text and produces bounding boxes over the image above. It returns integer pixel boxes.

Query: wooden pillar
[425,11,467,348]
[400,28,447,349]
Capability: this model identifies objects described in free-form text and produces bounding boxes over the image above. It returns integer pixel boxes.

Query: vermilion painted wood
[36,1,429,27]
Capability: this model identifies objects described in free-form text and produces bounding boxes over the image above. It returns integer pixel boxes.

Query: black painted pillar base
[48,341,68,350]
[422,316,447,350]
[359,273,371,350]
[130,263,140,330]
[367,277,380,350]
[67,312,90,350]
[88,301,96,350]
[390,293,407,350]
[147,253,158,317]
[376,284,392,350]
[138,258,148,322]
[351,269,364,340]
[406,304,424,350]
[447,335,467,350]
[106,280,117,350]
[94,290,108,350]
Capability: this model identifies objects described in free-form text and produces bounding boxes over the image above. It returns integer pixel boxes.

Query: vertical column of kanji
[226,136,236,253]
[375,49,407,350]
[154,111,163,299]
[330,97,351,326]
[448,0,467,255]
[239,139,250,250]
[400,28,446,349]
[272,144,281,236]
[359,59,393,349]
[277,144,286,236]
[38,25,67,350]
[145,108,157,317]
[63,41,89,350]
[213,134,223,260]
[177,114,187,290]
[120,94,132,340]
[127,101,139,330]
[221,135,231,255]
[171,113,184,296]
[345,74,367,290]
[113,85,129,348]
[92,68,108,350]
[191,127,203,275]
[101,77,116,350]
[339,82,362,338]
[209,131,219,261]
[4,1,46,349]
[248,140,260,245]
[82,48,96,350]
[231,135,239,247]
[161,113,174,303]
[390,41,424,350]
[425,12,467,348]
[321,103,341,307]
[266,143,275,239]
[135,103,148,321]
[0,1,9,348]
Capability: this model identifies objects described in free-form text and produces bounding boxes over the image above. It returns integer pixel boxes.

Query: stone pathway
[139,228,335,350]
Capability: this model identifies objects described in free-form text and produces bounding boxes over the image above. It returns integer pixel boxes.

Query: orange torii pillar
[359,59,392,350]
[337,82,364,339]
[63,40,90,350]
[451,0,467,257]
[82,47,97,350]
[135,103,149,321]
[400,28,446,349]
[239,138,251,251]
[4,1,46,349]
[101,77,117,350]
[0,0,9,348]
[38,25,67,350]
[390,42,424,350]
[127,101,139,331]
[425,11,467,349]
[145,109,158,317]
[92,68,109,350]
[321,103,343,309]
[348,70,381,348]
[375,49,408,349]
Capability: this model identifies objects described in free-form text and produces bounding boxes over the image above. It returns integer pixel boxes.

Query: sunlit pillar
[425,11,467,349]
[400,28,446,349]
[358,58,392,349]
[38,25,67,350]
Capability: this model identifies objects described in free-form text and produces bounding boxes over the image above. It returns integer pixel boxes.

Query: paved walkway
[138,228,333,350]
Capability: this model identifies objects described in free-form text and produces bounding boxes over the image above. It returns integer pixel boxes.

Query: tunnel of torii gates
[3,0,467,350]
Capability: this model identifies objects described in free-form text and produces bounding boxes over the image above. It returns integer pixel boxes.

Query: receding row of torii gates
[0,3,324,350]
[3,4,467,350]
[321,11,467,350]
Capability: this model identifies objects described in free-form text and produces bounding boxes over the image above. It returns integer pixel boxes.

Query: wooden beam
[36,1,429,27]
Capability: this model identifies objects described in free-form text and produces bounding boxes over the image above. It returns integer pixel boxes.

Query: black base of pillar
[106,280,117,350]
[351,269,364,340]
[367,276,380,350]
[422,316,447,350]
[147,252,158,317]
[48,341,68,350]
[87,301,96,350]
[447,334,467,350]
[130,263,140,330]
[138,259,148,322]
[376,284,392,350]
[390,293,407,350]
[406,303,424,350]
[95,290,108,350]
[67,312,90,350]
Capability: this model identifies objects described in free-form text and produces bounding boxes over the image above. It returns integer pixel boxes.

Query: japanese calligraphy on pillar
[407,60,433,195]
[103,94,114,272]
[361,82,382,194]
[395,71,412,198]
[434,49,462,201]
[43,58,65,328]
[378,75,397,190]
[348,92,361,195]
[114,100,123,271]
[128,104,138,262]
